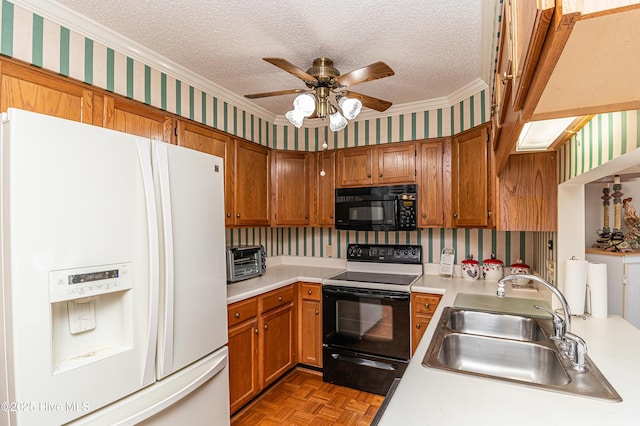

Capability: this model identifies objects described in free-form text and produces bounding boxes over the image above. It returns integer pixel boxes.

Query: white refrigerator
[0,109,230,425]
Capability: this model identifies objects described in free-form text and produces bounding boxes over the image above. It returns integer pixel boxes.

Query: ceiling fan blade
[343,91,392,112]
[263,58,317,83]
[245,89,307,99]
[335,62,394,87]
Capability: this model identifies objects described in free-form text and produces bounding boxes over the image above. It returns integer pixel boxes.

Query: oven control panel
[346,244,421,264]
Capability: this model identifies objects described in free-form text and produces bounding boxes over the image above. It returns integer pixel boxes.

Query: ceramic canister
[510,259,531,284]
[482,254,504,281]
[461,255,480,281]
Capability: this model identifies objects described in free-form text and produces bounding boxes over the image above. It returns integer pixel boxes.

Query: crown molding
[14,0,490,131]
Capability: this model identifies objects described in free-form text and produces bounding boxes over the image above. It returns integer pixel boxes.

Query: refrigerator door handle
[114,349,228,426]
[137,139,160,386]
[155,141,175,376]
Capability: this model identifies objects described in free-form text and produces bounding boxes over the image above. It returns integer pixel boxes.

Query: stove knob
[411,248,418,256]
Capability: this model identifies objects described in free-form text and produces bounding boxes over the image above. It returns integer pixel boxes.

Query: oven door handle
[323,286,409,300]
[331,353,397,371]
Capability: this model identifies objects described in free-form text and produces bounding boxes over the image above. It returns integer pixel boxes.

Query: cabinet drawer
[412,293,442,315]
[300,283,321,301]
[261,285,294,313]
[228,298,258,328]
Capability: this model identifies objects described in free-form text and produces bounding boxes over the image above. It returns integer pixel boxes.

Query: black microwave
[335,184,417,231]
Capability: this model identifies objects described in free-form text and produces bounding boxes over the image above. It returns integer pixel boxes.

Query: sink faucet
[497,274,588,371]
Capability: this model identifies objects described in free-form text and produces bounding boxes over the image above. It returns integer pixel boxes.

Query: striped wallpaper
[1,0,537,267]
[558,110,640,183]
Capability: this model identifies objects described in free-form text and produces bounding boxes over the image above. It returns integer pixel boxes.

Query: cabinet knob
[422,213,426,218]
[226,213,231,218]
[367,173,371,178]
[315,310,319,315]
[453,213,458,219]
[234,312,240,319]
[416,323,421,329]
[307,290,312,295]
[501,71,513,85]
[424,303,430,309]
[264,324,268,330]
[305,215,309,219]
[330,214,334,219]
[278,296,283,302]
[236,213,240,218]
[254,328,259,335]
[379,173,383,177]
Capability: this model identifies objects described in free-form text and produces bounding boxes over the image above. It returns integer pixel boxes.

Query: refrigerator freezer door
[0,109,158,425]
[154,141,228,379]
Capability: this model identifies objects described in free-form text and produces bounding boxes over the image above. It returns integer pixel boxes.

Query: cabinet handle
[416,323,421,329]
[453,213,458,219]
[305,215,309,219]
[226,213,231,218]
[254,328,259,335]
[487,211,492,218]
[422,213,426,218]
[236,213,240,218]
[367,173,371,178]
[379,173,383,177]
[264,324,268,330]
[278,296,283,302]
[501,71,513,85]
[234,312,240,319]
[315,310,319,315]
[424,303,430,309]
[307,290,312,295]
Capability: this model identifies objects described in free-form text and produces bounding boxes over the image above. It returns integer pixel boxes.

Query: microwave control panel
[397,196,416,230]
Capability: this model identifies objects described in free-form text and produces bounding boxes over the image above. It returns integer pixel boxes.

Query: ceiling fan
[245,57,395,131]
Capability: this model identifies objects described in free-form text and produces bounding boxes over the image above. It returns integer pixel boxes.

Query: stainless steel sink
[446,309,546,341]
[423,307,622,401]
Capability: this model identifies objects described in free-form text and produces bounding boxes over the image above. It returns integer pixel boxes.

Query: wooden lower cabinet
[411,292,442,354]
[227,285,296,414]
[297,282,322,368]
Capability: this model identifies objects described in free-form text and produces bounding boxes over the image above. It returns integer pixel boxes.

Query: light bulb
[293,94,316,118]
[329,110,348,132]
[285,109,304,128]
[338,96,362,120]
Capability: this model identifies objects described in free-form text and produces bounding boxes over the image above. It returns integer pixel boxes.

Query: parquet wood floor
[231,368,385,426]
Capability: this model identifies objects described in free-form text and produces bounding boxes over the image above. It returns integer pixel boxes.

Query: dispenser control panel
[49,262,133,303]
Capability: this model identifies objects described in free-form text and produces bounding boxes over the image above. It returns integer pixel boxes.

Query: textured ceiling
[48,0,499,117]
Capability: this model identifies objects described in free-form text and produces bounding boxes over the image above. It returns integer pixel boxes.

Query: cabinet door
[377,143,417,184]
[103,96,173,142]
[177,121,234,226]
[233,139,270,226]
[453,124,491,227]
[418,140,445,227]
[315,150,336,226]
[272,151,310,226]
[0,60,94,124]
[625,263,640,329]
[411,293,441,354]
[260,302,295,388]
[228,317,259,414]
[497,151,557,231]
[493,5,512,133]
[337,147,373,187]
[299,299,322,367]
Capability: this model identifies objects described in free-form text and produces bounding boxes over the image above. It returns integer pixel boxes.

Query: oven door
[322,285,410,361]
[334,196,398,231]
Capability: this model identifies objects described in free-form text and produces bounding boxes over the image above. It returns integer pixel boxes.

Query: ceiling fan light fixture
[285,109,305,128]
[329,106,348,132]
[293,93,316,117]
[338,96,362,120]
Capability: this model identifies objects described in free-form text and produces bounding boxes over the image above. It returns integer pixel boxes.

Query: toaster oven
[226,245,266,283]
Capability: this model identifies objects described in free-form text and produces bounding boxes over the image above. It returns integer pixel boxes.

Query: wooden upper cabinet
[177,120,234,226]
[233,139,270,226]
[0,59,94,124]
[314,150,336,226]
[452,124,492,228]
[271,150,311,226]
[103,96,173,142]
[497,151,557,231]
[377,143,417,184]
[417,139,449,228]
[337,143,416,187]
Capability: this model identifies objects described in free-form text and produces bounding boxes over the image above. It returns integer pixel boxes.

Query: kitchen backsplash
[226,227,542,269]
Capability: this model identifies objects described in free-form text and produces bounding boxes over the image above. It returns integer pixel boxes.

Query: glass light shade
[285,109,304,128]
[293,94,316,118]
[329,110,348,132]
[338,96,362,120]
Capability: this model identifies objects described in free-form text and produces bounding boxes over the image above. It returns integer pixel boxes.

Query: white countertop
[225,258,640,424]
[380,274,640,425]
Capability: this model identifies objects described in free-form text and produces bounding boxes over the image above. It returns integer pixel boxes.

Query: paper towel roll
[588,262,608,318]
[564,259,588,315]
